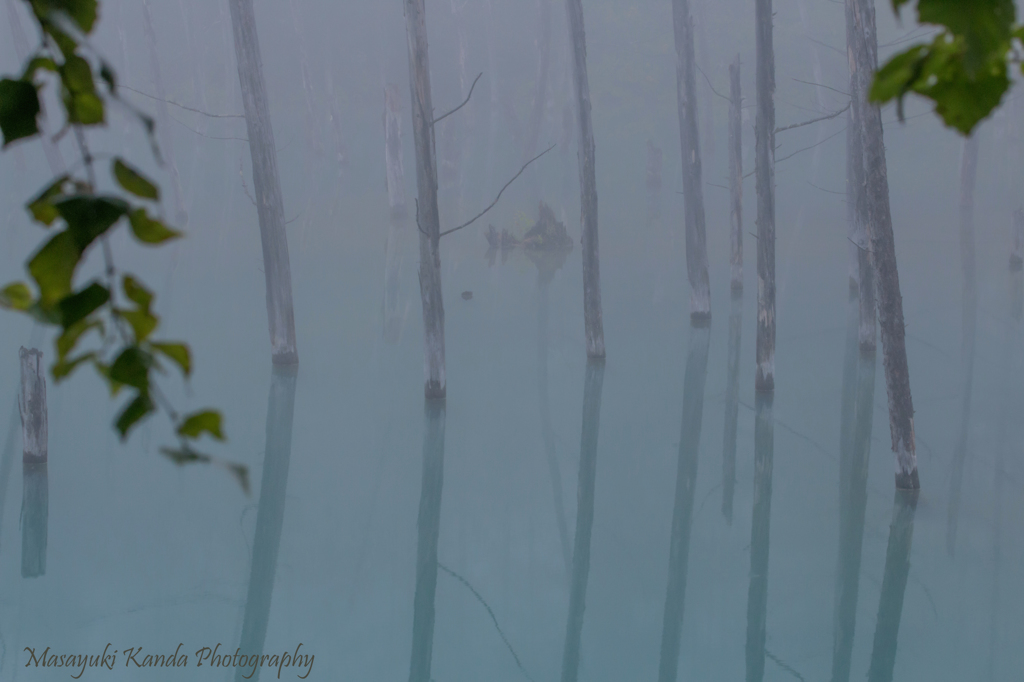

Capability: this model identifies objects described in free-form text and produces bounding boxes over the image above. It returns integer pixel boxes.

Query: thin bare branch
[696,63,731,103]
[440,144,555,238]
[432,71,483,127]
[776,101,850,133]
[792,78,849,97]
[775,125,847,164]
[805,35,845,57]
[120,84,245,118]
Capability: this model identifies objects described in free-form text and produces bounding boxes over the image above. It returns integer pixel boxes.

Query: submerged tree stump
[19,347,46,464]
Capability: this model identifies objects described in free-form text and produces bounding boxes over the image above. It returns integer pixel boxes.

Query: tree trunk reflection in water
[866,489,918,682]
[384,215,409,345]
[408,398,446,682]
[21,462,47,579]
[560,359,605,682]
[830,293,876,682]
[722,292,742,523]
[745,392,774,682]
[234,366,297,682]
[657,323,710,682]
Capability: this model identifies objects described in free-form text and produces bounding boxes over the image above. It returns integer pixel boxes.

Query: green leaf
[177,410,225,441]
[914,0,1015,72]
[65,90,104,125]
[159,445,211,465]
[56,317,102,360]
[227,464,250,494]
[151,341,191,377]
[0,282,34,311]
[114,390,155,440]
[56,281,108,327]
[113,158,159,200]
[28,230,80,304]
[0,78,41,146]
[22,55,58,80]
[99,61,116,93]
[90,358,124,396]
[108,346,153,390]
[52,350,95,381]
[27,175,71,225]
[128,208,181,244]
[119,309,158,342]
[60,54,95,94]
[122,275,153,310]
[54,195,128,249]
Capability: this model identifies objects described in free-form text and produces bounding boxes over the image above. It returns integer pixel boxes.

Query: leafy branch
[0,0,245,491]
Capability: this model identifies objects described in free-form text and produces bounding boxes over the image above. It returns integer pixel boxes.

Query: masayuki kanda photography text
[22,643,314,679]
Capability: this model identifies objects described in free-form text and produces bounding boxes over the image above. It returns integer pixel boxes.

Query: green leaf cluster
[872,0,1020,134]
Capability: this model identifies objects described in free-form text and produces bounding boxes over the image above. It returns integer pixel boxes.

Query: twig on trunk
[414,198,429,238]
[776,101,850,134]
[431,72,483,127]
[439,144,555,238]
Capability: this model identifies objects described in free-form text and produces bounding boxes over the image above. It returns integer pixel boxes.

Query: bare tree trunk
[656,323,710,682]
[21,462,47,578]
[142,0,188,225]
[845,106,861,292]
[234,367,297,682]
[408,398,446,682]
[852,0,917,489]
[385,84,408,218]
[830,296,876,682]
[866,490,918,682]
[672,0,712,320]
[692,0,715,159]
[1011,207,1024,270]
[404,0,447,398]
[525,0,554,165]
[721,291,742,523]
[745,392,774,682]
[229,0,299,365]
[564,0,605,358]
[19,347,46,464]
[754,0,776,391]
[383,216,408,344]
[728,57,743,292]
[946,132,979,555]
[560,359,605,682]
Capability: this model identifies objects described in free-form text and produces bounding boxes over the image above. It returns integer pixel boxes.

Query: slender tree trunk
[525,0,554,165]
[672,0,712,320]
[234,366,297,682]
[19,347,47,464]
[408,398,446,682]
[692,0,714,159]
[385,84,408,218]
[729,57,743,292]
[754,0,776,391]
[867,490,918,682]
[404,0,447,398]
[830,296,876,682]
[657,323,710,682]
[852,0,917,488]
[1010,207,1024,270]
[721,291,742,523]
[745,392,774,682]
[845,106,861,292]
[564,0,605,358]
[383,215,407,344]
[560,360,605,682]
[229,0,299,365]
[946,133,979,555]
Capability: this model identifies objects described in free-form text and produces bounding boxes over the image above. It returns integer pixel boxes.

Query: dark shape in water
[234,365,297,682]
[408,398,446,682]
[21,462,47,579]
[485,202,575,255]
[657,323,710,682]
[560,359,605,682]
[461,291,473,300]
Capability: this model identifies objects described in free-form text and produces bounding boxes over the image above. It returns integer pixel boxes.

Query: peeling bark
[672,0,711,320]
[754,0,776,391]
[229,0,299,365]
[564,0,605,358]
[405,0,447,397]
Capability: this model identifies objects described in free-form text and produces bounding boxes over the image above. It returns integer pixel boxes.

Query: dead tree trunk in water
[672,0,712,320]
[229,0,299,365]
[745,393,774,682]
[845,0,877,353]
[525,0,554,165]
[385,84,408,219]
[1011,208,1024,270]
[754,0,776,391]
[560,359,605,682]
[405,0,447,398]
[656,324,710,682]
[19,347,46,464]
[728,57,743,292]
[721,292,742,523]
[564,0,605,358]
[21,462,47,578]
[852,0,917,489]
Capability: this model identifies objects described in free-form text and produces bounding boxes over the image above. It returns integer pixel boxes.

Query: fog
[1,0,1023,680]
